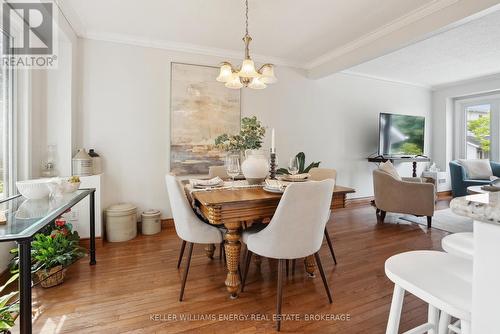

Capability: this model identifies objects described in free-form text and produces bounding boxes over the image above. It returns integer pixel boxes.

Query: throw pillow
[458,159,493,180]
[379,161,402,180]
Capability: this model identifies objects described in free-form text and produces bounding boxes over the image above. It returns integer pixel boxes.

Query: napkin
[284,173,310,180]
[189,177,224,187]
[265,179,284,190]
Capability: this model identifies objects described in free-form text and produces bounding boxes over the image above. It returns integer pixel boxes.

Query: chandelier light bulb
[216,63,233,83]
[260,64,277,84]
[248,76,267,90]
[225,73,244,89]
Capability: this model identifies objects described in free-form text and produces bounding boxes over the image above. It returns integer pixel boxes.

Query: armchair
[449,160,500,197]
[373,169,435,228]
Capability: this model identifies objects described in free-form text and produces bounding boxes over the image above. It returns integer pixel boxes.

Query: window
[465,104,490,159]
[455,95,500,161]
[0,32,15,199]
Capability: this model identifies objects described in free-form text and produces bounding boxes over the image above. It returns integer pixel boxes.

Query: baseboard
[437,191,452,199]
[345,196,374,208]
[161,218,174,230]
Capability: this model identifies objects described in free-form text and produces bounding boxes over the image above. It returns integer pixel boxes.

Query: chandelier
[216,0,277,89]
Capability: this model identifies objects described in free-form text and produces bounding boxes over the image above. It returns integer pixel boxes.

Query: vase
[241,149,269,184]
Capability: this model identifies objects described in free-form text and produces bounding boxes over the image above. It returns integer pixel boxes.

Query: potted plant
[0,273,19,333]
[31,232,85,288]
[215,116,268,183]
[9,218,85,288]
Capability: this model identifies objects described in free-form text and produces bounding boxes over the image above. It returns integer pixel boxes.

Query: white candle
[271,128,275,153]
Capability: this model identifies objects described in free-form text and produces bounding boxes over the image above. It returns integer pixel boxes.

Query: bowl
[16,179,51,199]
[62,180,81,193]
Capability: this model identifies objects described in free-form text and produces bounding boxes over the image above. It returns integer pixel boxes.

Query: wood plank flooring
[24,203,451,333]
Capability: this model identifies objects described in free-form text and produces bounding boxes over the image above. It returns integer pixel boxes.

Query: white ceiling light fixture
[216,0,277,89]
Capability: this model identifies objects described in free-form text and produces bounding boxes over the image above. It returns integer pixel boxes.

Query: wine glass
[288,157,299,176]
[225,155,240,190]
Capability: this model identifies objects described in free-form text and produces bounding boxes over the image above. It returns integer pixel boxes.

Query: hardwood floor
[26,203,451,333]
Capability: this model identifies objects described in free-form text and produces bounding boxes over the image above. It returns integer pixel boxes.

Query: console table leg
[19,239,32,334]
[412,162,417,177]
[89,191,96,265]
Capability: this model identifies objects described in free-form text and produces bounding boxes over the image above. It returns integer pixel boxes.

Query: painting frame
[169,62,241,176]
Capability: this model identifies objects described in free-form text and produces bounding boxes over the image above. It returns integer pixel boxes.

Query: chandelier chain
[245,0,249,36]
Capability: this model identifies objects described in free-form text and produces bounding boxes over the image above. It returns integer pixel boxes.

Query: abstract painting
[170,63,241,175]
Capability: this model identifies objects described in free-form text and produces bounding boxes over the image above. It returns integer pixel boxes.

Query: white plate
[281,177,308,182]
[263,186,284,194]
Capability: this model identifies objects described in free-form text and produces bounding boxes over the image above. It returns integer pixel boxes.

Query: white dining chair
[241,179,335,331]
[442,232,473,260]
[385,250,472,334]
[165,174,224,301]
[309,167,338,265]
[208,165,229,179]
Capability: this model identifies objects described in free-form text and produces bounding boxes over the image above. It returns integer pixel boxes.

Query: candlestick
[269,149,277,180]
[271,128,275,153]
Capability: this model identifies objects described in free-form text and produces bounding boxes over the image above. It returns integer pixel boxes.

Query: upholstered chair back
[245,180,334,259]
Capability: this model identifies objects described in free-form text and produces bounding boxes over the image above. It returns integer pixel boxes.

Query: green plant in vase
[277,152,321,175]
[214,116,266,152]
[0,273,19,333]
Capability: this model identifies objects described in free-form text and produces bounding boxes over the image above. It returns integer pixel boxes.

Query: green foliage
[468,114,490,153]
[30,234,85,272]
[9,223,84,274]
[277,152,321,175]
[0,273,19,331]
[214,116,266,152]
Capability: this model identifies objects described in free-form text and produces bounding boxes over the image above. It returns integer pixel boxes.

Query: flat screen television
[378,113,425,156]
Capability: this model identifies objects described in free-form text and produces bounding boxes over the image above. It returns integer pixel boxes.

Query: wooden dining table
[188,184,354,299]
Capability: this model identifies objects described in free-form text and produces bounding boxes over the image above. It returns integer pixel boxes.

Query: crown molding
[54,0,87,37]
[431,72,500,91]
[82,30,304,69]
[304,0,460,69]
[341,70,432,90]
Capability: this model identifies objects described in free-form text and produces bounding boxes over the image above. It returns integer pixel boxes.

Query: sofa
[449,160,500,197]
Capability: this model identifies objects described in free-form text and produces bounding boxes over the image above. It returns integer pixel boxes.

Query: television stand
[367,156,430,177]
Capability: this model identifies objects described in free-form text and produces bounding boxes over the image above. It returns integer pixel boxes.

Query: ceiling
[60,0,500,78]
[345,7,500,88]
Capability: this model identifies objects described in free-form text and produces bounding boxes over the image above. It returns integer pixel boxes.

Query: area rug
[388,208,473,233]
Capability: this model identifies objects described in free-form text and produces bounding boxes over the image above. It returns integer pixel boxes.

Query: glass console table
[0,189,96,334]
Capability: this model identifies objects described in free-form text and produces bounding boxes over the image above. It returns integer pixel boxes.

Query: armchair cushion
[457,159,492,180]
[379,161,402,181]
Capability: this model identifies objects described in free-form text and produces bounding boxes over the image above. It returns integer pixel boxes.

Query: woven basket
[36,265,66,288]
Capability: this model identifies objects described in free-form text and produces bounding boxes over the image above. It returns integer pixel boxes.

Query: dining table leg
[224,222,242,299]
[304,255,316,277]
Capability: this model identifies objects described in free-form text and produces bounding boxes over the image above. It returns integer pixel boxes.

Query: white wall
[432,75,500,190]
[78,38,432,218]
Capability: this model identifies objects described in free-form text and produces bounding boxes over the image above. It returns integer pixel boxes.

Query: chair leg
[286,260,289,276]
[324,228,338,265]
[291,259,296,276]
[386,284,405,334]
[427,305,439,334]
[461,319,471,334]
[241,250,252,292]
[438,311,451,334]
[276,259,285,332]
[177,240,186,269]
[314,252,333,303]
[380,210,386,223]
[427,216,432,229]
[179,242,194,301]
